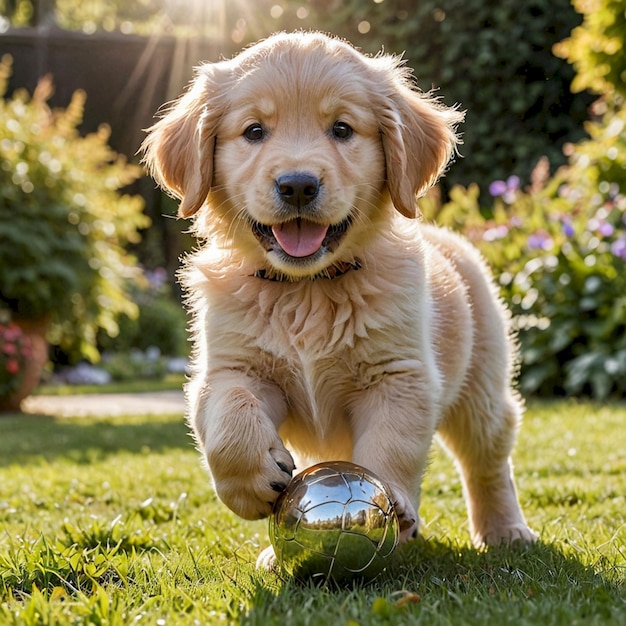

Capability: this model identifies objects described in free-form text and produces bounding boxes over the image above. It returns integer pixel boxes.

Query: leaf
[564,352,605,395]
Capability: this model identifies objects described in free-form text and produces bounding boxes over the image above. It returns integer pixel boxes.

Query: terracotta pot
[0,317,49,413]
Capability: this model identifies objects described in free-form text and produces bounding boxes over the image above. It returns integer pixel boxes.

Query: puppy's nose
[275,173,320,208]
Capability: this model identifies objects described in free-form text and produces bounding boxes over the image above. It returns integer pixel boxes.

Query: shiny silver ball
[269,461,399,583]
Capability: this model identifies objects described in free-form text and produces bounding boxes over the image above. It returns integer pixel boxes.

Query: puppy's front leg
[349,365,439,542]
[188,371,294,520]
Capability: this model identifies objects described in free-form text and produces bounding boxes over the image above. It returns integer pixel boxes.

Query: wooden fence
[1,27,231,157]
[1,27,237,275]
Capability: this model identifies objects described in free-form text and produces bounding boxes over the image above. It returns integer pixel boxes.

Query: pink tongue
[272,219,329,257]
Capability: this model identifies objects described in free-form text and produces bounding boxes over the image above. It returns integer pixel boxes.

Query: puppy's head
[143,32,463,279]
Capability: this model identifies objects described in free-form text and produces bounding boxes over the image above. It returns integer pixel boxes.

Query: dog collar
[253,259,362,282]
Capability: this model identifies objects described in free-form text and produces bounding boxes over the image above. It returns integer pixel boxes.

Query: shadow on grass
[242,539,625,625]
[0,412,193,466]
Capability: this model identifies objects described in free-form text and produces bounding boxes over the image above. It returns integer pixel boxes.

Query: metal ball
[269,461,399,583]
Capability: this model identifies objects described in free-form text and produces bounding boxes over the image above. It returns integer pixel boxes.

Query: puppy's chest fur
[246,277,377,351]
[192,230,473,452]
[233,273,411,453]
[235,271,395,382]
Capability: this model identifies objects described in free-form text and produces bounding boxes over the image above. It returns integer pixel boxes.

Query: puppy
[143,31,536,567]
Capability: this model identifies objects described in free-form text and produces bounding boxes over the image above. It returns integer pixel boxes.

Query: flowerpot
[0,317,49,413]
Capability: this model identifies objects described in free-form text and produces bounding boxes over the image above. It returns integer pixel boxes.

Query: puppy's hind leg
[437,390,537,548]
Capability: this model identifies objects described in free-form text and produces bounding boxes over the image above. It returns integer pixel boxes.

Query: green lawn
[35,374,187,396]
[0,400,624,625]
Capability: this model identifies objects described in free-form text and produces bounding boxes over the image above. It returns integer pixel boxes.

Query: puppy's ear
[142,65,225,218]
[378,72,463,219]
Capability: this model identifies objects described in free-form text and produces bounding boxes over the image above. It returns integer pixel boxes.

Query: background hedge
[284,0,594,195]
[422,0,626,399]
[2,0,594,197]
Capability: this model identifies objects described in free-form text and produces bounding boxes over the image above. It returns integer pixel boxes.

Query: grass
[0,400,624,625]
[35,374,187,396]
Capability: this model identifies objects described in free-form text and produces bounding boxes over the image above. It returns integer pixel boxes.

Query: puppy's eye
[243,123,265,142]
[332,121,353,140]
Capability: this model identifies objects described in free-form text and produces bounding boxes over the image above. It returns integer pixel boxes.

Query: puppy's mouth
[251,216,351,261]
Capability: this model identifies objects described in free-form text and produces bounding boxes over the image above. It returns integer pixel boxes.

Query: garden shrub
[3,0,592,200]
[96,268,189,382]
[101,349,168,382]
[278,0,593,195]
[97,269,188,359]
[425,102,626,398]
[0,56,149,362]
[420,0,626,399]
[554,0,626,101]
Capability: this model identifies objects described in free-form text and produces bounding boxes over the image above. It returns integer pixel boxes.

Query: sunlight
[160,0,228,39]
[137,0,336,47]
[160,0,273,43]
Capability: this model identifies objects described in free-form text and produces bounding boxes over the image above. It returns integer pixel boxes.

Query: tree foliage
[3,0,592,196]
[293,0,592,194]
[554,0,626,101]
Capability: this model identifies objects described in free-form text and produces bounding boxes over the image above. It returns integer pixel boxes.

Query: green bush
[420,0,626,399]
[101,349,168,382]
[133,293,187,357]
[0,56,149,362]
[3,1,592,199]
[97,271,188,358]
[278,0,592,195]
[425,101,626,398]
[554,0,626,101]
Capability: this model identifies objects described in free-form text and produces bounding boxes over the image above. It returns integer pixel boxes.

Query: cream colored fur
[142,32,536,568]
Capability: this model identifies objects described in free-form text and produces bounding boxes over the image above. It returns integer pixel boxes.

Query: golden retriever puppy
[143,31,536,566]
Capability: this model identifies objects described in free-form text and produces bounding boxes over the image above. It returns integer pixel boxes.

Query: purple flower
[145,267,168,290]
[562,219,575,237]
[489,180,508,197]
[598,221,615,237]
[611,236,626,260]
[588,217,616,237]
[489,176,520,203]
[527,230,553,251]
[507,175,521,190]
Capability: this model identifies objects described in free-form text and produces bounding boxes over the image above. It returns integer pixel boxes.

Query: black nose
[275,173,320,207]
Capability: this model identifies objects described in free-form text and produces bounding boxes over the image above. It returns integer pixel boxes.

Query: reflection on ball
[269,461,399,583]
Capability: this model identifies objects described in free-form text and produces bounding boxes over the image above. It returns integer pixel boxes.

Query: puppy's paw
[389,488,419,543]
[472,523,538,549]
[211,442,295,520]
[256,545,279,572]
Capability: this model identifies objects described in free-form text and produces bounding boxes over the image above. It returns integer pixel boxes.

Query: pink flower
[1,322,32,393]
[2,327,20,342]
[5,359,20,375]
